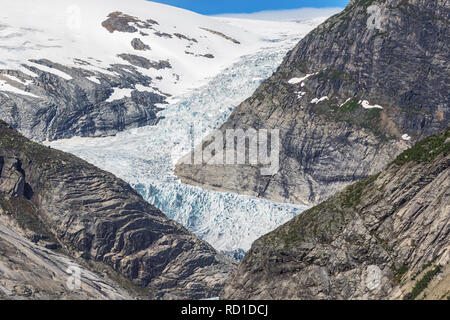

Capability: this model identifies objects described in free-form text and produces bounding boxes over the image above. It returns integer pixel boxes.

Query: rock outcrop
[131,38,151,51]
[176,0,449,205]
[117,54,171,70]
[0,213,134,300]
[0,61,167,142]
[102,11,159,34]
[222,128,450,300]
[0,121,234,299]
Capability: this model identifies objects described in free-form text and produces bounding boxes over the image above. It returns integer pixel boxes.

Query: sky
[150,0,350,15]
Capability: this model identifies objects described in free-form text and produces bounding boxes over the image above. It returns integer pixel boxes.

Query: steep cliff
[176,0,449,205]
[222,128,450,300]
[0,120,234,299]
[0,213,135,300]
[0,62,165,142]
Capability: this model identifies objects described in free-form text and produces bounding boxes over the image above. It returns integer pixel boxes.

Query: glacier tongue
[49,32,309,255]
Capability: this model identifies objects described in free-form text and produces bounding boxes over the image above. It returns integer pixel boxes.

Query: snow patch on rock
[106,87,134,102]
[402,134,412,141]
[86,76,101,84]
[288,73,316,85]
[311,96,328,104]
[359,100,383,109]
[0,80,39,98]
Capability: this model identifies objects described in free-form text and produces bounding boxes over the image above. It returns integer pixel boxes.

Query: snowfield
[0,0,324,97]
[1,0,334,256]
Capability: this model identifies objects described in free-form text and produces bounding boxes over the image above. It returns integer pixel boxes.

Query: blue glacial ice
[49,35,309,256]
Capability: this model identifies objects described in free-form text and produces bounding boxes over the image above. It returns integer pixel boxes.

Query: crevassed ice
[49,33,309,256]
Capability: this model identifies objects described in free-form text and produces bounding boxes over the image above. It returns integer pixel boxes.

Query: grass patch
[315,96,388,140]
[340,98,360,112]
[0,194,57,243]
[342,173,380,208]
[394,128,450,166]
[393,265,408,283]
[404,265,442,300]
[263,198,350,247]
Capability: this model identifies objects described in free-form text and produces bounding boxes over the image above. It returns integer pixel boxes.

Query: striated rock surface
[0,213,134,300]
[222,128,450,300]
[0,121,234,299]
[117,54,171,70]
[0,61,167,142]
[176,0,450,205]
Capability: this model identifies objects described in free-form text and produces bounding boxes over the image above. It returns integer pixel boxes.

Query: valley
[0,0,448,301]
[47,19,316,257]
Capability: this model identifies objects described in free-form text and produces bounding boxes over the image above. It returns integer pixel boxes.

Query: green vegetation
[260,127,449,255]
[83,258,154,300]
[377,30,388,37]
[263,198,350,247]
[394,127,450,166]
[314,92,388,140]
[393,265,409,283]
[317,69,354,83]
[0,120,100,178]
[0,194,57,244]
[405,265,442,300]
[264,170,383,246]
[339,98,360,112]
[411,256,440,280]
[341,173,380,208]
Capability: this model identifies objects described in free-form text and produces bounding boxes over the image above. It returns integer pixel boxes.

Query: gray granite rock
[0,59,167,142]
[131,38,151,51]
[223,128,450,300]
[175,0,450,205]
[0,121,234,299]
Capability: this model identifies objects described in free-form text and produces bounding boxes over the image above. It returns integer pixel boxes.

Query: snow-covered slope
[0,0,326,142]
[0,0,321,96]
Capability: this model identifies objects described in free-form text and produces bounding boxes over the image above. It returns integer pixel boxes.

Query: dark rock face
[0,214,134,300]
[0,60,167,142]
[174,33,198,43]
[200,54,215,59]
[131,38,151,51]
[154,31,173,39]
[117,54,172,70]
[223,129,450,300]
[199,27,240,44]
[176,0,449,205]
[184,52,215,59]
[0,121,234,299]
[102,11,158,33]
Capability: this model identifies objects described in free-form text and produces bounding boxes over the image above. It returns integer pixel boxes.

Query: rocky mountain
[0,0,308,141]
[222,128,449,300]
[0,215,134,300]
[0,120,234,299]
[175,0,449,206]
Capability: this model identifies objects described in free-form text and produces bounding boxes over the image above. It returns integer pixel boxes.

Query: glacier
[49,30,311,257]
